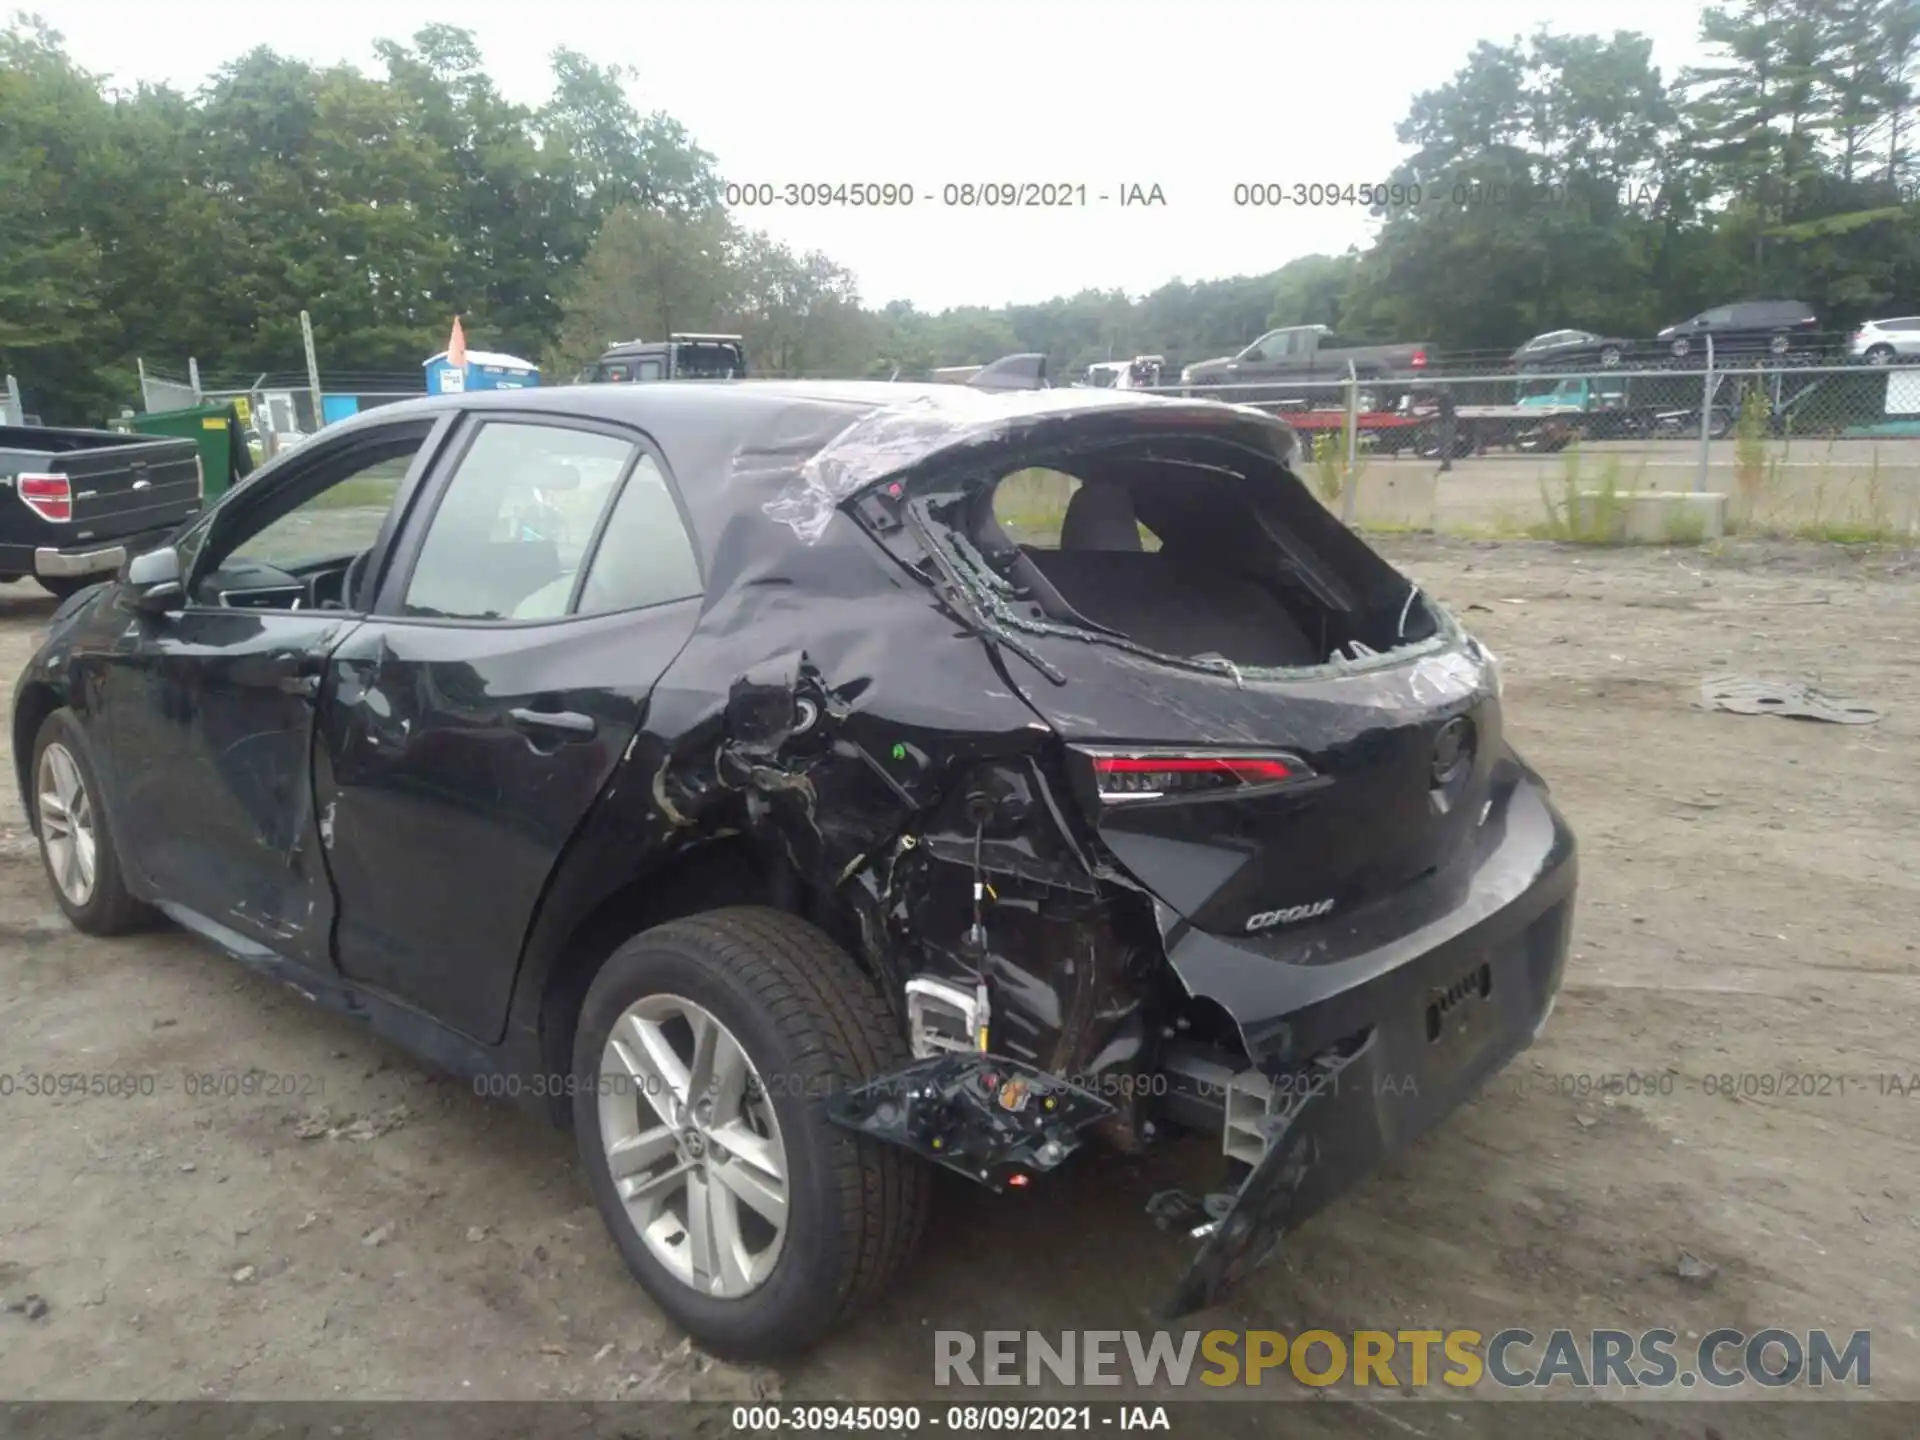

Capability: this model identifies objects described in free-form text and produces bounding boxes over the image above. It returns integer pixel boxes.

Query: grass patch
[1726,445,1912,543]
[1533,447,1631,543]
[1660,503,1709,545]
[1732,384,1770,513]
[1310,428,1365,506]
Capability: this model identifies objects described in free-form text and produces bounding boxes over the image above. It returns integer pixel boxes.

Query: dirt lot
[0,536,1915,1428]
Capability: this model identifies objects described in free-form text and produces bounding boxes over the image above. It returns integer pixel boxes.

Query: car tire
[572,906,930,1360]
[35,576,101,602]
[1599,345,1622,367]
[1865,345,1895,366]
[1670,337,1691,359]
[30,708,153,935]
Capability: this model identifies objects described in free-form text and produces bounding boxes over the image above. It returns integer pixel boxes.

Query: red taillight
[18,473,72,523]
[1083,750,1309,802]
[1411,350,1428,368]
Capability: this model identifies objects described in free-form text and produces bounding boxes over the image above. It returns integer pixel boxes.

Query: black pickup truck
[0,426,205,598]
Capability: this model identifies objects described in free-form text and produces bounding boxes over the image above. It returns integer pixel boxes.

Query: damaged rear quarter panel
[507,440,1080,1056]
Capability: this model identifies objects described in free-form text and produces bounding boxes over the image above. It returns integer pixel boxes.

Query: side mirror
[125,545,184,613]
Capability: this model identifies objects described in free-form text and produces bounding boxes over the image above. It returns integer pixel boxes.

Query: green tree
[548,204,739,375]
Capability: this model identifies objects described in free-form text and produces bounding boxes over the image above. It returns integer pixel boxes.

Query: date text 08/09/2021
[730,1405,1171,1433]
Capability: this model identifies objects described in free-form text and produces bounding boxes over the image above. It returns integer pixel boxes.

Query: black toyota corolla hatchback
[14,375,1574,1358]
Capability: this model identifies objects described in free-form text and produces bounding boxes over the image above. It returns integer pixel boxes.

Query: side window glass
[636,359,664,381]
[572,454,703,616]
[193,429,428,610]
[234,452,414,572]
[402,422,634,621]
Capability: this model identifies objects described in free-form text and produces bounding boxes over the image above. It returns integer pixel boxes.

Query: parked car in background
[1082,355,1166,389]
[0,424,205,598]
[1656,300,1821,360]
[13,371,1573,1359]
[1181,324,1430,390]
[577,334,748,383]
[1848,315,1920,365]
[1510,329,1635,370]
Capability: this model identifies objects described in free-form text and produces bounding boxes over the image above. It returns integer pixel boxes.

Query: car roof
[319,380,1300,561]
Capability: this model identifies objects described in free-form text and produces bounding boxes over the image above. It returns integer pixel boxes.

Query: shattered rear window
[911,436,1455,683]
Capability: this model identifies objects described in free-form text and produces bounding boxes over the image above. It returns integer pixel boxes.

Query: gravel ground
[0,537,1914,1433]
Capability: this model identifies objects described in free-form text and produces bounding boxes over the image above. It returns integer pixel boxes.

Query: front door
[315,415,705,1042]
[104,416,444,961]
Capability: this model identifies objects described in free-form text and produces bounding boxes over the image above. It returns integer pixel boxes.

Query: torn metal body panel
[14,375,1576,1336]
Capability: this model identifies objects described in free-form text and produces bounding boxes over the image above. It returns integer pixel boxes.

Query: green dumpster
[110,401,256,498]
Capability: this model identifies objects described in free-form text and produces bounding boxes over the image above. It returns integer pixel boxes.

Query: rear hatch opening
[850,419,1502,944]
[954,432,1448,676]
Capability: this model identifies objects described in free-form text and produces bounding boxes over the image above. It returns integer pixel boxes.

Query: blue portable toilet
[424,349,541,395]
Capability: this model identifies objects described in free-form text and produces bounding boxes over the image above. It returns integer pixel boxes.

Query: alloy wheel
[598,994,789,1298]
[37,742,97,907]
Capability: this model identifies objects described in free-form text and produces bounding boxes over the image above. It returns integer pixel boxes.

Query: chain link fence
[133,360,433,459]
[1148,351,1920,541]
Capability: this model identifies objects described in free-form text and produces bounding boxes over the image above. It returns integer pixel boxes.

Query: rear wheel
[31,708,151,934]
[572,906,929,1359]
[1599,345,1622,367]
[1865,345,1896,366]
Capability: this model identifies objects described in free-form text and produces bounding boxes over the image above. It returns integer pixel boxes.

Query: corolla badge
[1246,898,1334,932]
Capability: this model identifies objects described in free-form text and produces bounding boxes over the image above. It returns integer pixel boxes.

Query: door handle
[509,707,596,738]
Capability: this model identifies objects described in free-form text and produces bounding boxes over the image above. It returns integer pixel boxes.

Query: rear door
[317,414,705,1042]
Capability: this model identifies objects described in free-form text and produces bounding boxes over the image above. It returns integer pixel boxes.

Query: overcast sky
[36,0,1714,311]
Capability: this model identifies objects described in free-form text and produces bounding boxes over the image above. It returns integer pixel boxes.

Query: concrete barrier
[1346,468,1438,529]
[1573,490,1728,543]
[1355,444,1920,538]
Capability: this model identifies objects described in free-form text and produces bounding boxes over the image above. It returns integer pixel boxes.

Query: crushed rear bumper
[1155,762,1576,1315]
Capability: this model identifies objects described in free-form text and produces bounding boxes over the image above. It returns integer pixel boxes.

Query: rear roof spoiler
[966,353,1050,391]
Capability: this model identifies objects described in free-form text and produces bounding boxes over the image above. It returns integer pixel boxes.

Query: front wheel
[31,708,152,934]
[573,907,929,1360]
